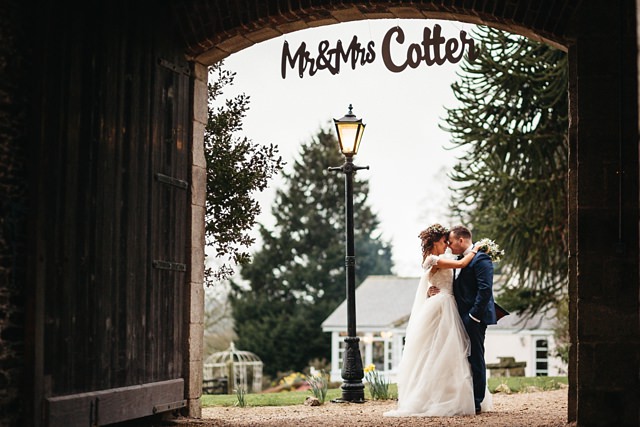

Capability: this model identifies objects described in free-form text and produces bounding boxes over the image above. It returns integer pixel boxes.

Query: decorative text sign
[281,24,479,79]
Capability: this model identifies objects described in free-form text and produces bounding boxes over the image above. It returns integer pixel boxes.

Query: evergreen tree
[442,27,568,315]
[204,63,285,284]
[230,127,393,377]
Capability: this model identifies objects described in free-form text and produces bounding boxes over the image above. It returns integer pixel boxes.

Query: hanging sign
[281,24,479,79]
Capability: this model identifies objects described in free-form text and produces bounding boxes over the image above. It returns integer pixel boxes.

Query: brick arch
[173,1,579,64]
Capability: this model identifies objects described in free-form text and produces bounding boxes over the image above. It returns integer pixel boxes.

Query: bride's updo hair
[419,223,449,260]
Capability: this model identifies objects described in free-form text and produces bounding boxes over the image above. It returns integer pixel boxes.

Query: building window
[336,331,395,374]
[337,339,345,371]
[372,341,384,371]
[535,338,549,376]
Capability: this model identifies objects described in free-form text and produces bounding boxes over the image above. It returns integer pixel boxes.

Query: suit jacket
[453,251,497,325]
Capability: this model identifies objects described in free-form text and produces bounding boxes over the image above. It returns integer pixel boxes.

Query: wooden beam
[46,379,185,427]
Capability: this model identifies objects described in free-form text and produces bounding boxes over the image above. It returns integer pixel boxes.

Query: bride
[384,223,491,417]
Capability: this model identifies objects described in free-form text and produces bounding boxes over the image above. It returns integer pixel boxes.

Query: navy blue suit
[453,251,496,412]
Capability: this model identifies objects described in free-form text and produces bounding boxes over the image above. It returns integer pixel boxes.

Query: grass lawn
[200,376,567,407]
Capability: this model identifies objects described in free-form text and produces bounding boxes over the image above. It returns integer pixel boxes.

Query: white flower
[476,238,505,262]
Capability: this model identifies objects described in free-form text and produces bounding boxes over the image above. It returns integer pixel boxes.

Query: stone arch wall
[175,1,639,426]
[0,1,635,426]
[173,1,579,64]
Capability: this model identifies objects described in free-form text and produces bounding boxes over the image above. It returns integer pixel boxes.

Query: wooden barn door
[32,3,193,426]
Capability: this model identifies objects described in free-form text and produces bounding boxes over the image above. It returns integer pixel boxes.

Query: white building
[321,275,567,383]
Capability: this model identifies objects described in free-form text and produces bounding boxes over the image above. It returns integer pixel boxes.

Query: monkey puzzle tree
[442,26,569,316]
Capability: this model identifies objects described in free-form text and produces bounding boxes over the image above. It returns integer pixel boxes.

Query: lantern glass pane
[338,123,359,154]
[353,126,364,154]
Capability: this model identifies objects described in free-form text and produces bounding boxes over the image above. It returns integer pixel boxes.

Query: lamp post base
[332,336,365,403]
[331,382,365,403]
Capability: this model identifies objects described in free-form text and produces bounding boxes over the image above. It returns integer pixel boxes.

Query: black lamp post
[329,104,368,403]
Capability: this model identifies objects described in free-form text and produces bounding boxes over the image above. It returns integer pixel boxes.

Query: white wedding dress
[384,254,492,417]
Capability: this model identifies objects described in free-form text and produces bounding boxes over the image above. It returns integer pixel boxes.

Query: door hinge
[152,260,187,272]
[155,173,189,190]
[157,57,191,76]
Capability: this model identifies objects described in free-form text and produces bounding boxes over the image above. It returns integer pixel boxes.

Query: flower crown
[475,238,505,262]
[425,224,448,235]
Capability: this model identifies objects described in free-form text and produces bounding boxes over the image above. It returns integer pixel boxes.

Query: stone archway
[175,2,639,426]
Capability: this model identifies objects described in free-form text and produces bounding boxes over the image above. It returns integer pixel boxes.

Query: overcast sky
[216,18,477,278]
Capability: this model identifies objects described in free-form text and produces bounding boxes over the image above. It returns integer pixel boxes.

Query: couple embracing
[384,224,497,417]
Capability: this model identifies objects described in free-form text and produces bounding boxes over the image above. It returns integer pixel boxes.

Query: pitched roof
[321,275,557,331]
[321,275,418,329]
[491,307,557,330]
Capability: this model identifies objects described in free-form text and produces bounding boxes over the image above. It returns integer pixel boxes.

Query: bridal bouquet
[475,238,505,262]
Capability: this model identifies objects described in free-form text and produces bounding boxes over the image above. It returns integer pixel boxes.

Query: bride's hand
[427,286,440,298]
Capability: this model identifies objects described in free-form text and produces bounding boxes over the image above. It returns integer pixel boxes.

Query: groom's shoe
[475,408,481,415]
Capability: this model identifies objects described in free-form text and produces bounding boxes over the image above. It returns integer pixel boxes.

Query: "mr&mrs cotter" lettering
[281,24,479,79]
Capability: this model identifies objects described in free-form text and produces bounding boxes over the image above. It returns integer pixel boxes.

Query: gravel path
[176,388,571,427]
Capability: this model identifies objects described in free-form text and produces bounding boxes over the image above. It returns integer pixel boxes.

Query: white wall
[329,331,341,382]
[485,329,567,377]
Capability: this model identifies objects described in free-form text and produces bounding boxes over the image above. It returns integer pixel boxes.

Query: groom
[447,225,497,414]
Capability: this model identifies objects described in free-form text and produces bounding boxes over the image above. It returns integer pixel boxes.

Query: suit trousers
[463,314,487,410]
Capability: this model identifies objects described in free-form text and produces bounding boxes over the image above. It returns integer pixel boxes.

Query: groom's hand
[427,286,440,297]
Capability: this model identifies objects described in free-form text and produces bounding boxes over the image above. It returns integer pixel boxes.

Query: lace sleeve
[422,254,439,269]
